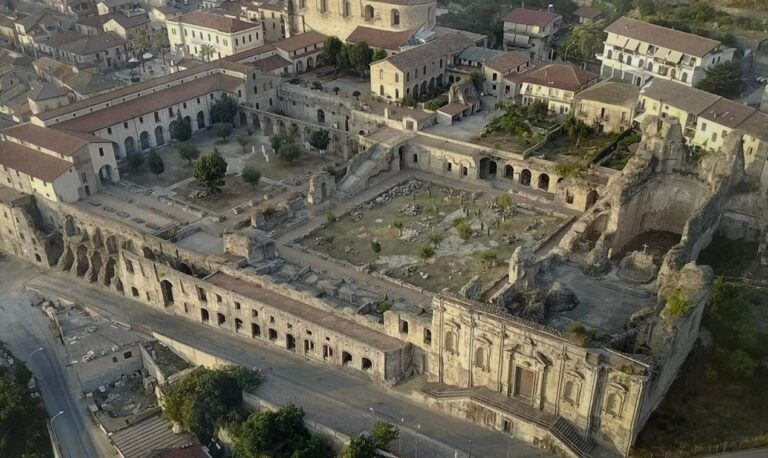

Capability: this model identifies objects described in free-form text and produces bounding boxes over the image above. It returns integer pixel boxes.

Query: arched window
[681,72,688,83]
[625,55,632,65]
[474,346,487,370]
[343,0,350,16]
[606,393,622,417]
[563,380,576,404]
[364,5,374,20]
[445,331,458,354]
[606,49,612,59]
[391,9,399,26]
[379,85,384,96]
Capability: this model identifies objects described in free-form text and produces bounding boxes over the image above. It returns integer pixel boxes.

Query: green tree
[372,421,399,450]
[214,122,233,141]
[163,367,245,440]
[291,435,328,458]
[199,44,216,62]
[696,61,742,98]
[178,142,199,165]
[231,404,308,458]
[309,129,330,154]
[242,166,261,189]
[171,113,192,142]
[0,357,52,458]
[194,148,228,195]
[372,48,388,61]
[319,36,344,69]
[352,90,361,100]
[469,70,485,94]
[126,152,144,171]
[418,244,435,263]
[271,133,292,152]
[277,143,302,163]
[562,20,606,61]
[343,434,376,458]
[345,41,374,75]
[371,240,382,257]
[147,149,164,178]
[327,212,337,223]
[526,100,550,123]
[210,94,239,124]
[130,33,151,71]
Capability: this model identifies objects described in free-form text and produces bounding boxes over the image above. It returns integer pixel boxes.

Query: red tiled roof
[522,64,598,91]
[274,30,326,53]
[346,26,414,51]
[573,6,601,19]
[36,62,219,121]
[0,140,72,182]
[53,74,242,132]
[175,10,257,33]
[484,51,531,74]
[2,123,108,156]
[605,16,721,58]
[503,8,560,27]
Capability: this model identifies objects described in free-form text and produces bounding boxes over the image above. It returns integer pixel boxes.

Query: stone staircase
[551,417,595,458]
[336,143,393,197]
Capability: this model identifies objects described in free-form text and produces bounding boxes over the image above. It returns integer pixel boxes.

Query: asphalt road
[0,260,115,458]
[11,258,552,458]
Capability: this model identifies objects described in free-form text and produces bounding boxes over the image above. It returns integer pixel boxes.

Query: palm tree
[200,44,216,62]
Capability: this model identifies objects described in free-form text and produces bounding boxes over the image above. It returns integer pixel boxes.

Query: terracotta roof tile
[522,64,597,92]
[2,123,108,156]
[382,33,474,71]
[274,30,326,53]
[0,140,73,182]
[175,10,258,33]
[484,51,531,74]
[573,6,601,19]
[575,80,639,107]
[59,32,127,56]
[605,16,721,58]
[53,73,242,132]
[699,98,754,129]
[503,8,560,27]
[346,26,414,51]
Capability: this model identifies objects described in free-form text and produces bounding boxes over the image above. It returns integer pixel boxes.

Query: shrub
[418,244,435,263]
[371,240,381,256]
[498,193,512,208]
[372,421,399,450]
[377,299,392,313]
[343,434,376,458]
[147,149,164,177]
[326,212,337,223]
[392,220,403,236]
[277,143,302,163]
[565,322,594,346]
[213,123,232,141]
[170,113,191,141]
[666,288,693,318]
[456,221,472,241]
[479,250,498,269]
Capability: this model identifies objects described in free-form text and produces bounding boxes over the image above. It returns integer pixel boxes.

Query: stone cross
[642,243,649,253]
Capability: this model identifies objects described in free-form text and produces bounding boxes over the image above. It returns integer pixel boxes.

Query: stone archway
[139,131,150,150]
[124,136,135,155]
[160,279,174,306]
[586,189,599,209]
[307,56,314,69]
[89,251,102,283]
[537,173,550,191]
[154,126,165,146]
[520,169,531,186]
[504,165,514,179]
[317,109,325,124]
[75,245,89,277]
[99,164,114,184]
[296,60,304,73]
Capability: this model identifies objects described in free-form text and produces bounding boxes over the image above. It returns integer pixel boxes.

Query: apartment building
[573,80,639,133]
[598,16,735,87]
[0,123,119,203]
[168,10,264,61]
[520,63,598,115]
[502,8,562,61]
[370,33,475,101]
[639,78,768,187]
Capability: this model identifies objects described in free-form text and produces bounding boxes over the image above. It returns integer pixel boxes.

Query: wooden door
[514,367,535,401]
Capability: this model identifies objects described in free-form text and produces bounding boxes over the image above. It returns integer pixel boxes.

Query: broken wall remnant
[307,172,336,205]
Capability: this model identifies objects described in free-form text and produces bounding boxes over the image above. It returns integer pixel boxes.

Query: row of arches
[606,50,689,83]
[479,159,552,191]
[121,111,207,156]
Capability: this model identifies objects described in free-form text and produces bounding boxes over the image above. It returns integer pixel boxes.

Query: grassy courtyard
[304,180,566,295]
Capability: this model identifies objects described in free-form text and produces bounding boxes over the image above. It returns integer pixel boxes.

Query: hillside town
[0,0,767,457]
